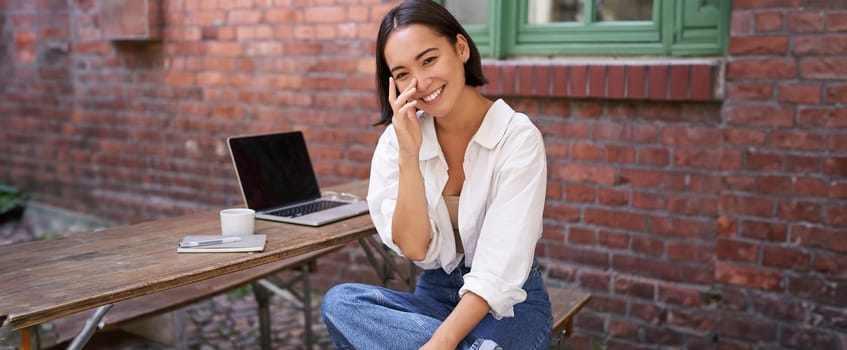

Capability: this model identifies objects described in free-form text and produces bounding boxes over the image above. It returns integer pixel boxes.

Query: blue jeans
[321,259,552,350]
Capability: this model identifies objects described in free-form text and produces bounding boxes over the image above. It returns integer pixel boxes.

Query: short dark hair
[374,0,488,126]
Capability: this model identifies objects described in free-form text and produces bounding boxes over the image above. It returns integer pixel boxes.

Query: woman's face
[383,24,470,118]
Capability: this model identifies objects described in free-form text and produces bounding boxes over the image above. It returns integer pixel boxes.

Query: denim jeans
[321,259,552,350]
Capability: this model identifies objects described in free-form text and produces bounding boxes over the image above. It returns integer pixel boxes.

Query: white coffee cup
[220,208,255,236]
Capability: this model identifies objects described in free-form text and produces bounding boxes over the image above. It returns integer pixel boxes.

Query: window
[439,0,729,58]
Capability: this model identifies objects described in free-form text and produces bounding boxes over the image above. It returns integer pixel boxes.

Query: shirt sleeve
[459,121,547,319]
[366,127,443,268]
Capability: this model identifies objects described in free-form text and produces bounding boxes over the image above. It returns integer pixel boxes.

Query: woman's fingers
[399,99,418,117]
[388,76,397,102]
[390,78,417,113]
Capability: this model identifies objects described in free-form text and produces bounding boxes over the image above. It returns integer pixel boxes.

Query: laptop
[227,131,369,226]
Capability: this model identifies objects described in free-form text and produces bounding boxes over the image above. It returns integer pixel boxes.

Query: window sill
[480,58,724,102]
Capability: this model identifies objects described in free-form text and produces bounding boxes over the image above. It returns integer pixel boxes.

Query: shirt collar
[418,99,514,160]
[471,98,513,149]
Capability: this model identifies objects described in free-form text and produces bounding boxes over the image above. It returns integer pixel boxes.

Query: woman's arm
[388,77,433,260]
[391,154,432,260]
[421,292,490,349]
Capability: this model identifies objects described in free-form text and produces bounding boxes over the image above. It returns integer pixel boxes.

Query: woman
[321,1,551,349]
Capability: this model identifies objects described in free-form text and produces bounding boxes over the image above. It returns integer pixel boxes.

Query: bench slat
[51,245,342,346]
[548,286,591,337]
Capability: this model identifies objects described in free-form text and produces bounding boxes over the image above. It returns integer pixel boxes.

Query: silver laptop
[227,131,369,226]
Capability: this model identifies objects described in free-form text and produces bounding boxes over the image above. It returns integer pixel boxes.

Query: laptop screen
[228,131,322,211]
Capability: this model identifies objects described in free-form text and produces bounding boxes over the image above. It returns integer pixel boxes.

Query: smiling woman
[320,1,552,350]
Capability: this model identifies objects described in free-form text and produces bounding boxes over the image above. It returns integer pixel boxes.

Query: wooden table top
[0,180,374,331]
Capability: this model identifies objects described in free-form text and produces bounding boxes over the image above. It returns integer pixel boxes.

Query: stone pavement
[56,292,336,350]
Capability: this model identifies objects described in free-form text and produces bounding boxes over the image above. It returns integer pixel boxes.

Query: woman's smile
[420,85,444,103]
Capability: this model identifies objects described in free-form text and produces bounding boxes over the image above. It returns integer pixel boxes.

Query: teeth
[422,87,442,102]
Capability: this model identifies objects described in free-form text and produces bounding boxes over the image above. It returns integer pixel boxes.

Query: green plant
[38,231,62,240]
[227,284,253,298]
[0,184,30,223]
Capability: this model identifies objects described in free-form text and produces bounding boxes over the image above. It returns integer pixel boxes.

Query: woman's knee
[321,283,368,318]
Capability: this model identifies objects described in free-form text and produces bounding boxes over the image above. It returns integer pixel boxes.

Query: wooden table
[0,180,375,348]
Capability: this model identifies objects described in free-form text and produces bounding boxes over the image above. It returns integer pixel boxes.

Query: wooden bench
[40,245,343,349]
[547,286,591,350]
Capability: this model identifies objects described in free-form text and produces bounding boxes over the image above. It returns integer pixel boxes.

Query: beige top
[443,195,464,253]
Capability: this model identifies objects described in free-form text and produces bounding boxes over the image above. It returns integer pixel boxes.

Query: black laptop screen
[228,131,322,211]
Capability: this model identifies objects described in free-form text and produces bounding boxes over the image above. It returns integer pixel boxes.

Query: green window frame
[437,0,730,58]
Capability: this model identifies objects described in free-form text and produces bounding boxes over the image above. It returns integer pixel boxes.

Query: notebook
[227,131,369,226]
[177,234,267,253]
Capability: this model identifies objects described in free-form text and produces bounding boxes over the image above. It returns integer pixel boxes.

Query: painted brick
[607,65,625,99]
[588,65,605,98]
[636,147,670,166]
[647,65,668,100]
[570,65,587,97]
[716,239,759,262]
[607,319,640,340]
[794,34,847,55]
[566,185,595,203]
[598,231,629,250]
[798,107,847,127]
[781,326,842,350]
[554,163,616,184]
[761,246,810,270]
[801,58,847,79]
[626,65,647,99]
[669,65,689,100]
[533,65,551,96]
[826,11,847,31]
[770,130,826,151]
[732,11,752,34]
[612,254,681,282]
[716,262,783,291]
[568,227,597,245]
[481,64,500,96]
[730,36,789,55]
[791,225,847,252]
[777,82,821,104]
[812,251,847,278]
[572,143,603,161]
[551,65,568,97]
[727,59,797,79]
[726,104,794,127]
[824,157,847,177]
[662,126,722,148]
[501,64,516,96]
[825,83,847,103]
[824,205,847,227]
[754,11,783,32]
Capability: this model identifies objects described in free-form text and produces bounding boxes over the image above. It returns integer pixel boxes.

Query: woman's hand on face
[389,77,422,160]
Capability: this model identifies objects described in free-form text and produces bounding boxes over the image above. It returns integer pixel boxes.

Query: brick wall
[715,1,847,349]
[2,0,387,223]
[1,1,844,349]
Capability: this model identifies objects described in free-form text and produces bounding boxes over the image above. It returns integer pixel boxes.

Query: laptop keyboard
[268,200,346,218]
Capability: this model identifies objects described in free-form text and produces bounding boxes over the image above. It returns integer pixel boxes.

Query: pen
[179,236,242,248]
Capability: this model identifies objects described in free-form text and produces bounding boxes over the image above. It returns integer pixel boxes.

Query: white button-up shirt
[367,99,547,319]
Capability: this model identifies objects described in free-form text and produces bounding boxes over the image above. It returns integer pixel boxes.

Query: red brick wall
[2,0,388,222]
[715,1,847,349]
[1,1,845,349]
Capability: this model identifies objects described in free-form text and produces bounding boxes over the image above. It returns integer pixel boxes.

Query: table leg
[0,323,10,341]
[254,263,316,350]
[67,304,112,350]
[301,264,313,350]
[358,236,417,291]
[252,281,272,350]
